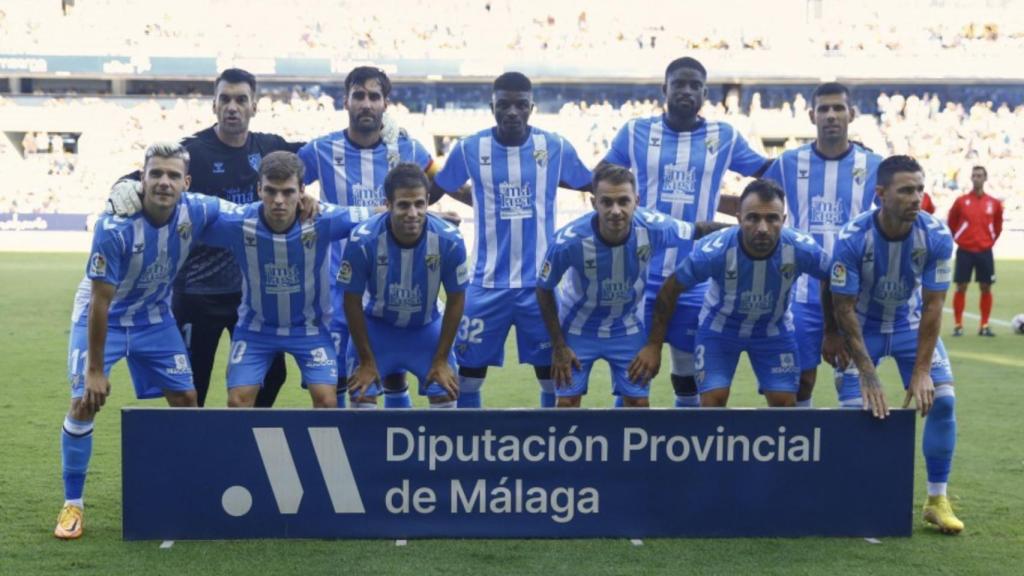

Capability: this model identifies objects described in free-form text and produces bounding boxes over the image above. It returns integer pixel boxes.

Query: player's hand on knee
[821,332,850,369]
[904,370,935,417]
[83,372,110,413]
[859,371,889,419]
[427,361,459,399]
[106,179,143,217]
[347,363,380,402]
[551,345,580,389]
[628,344,661,384]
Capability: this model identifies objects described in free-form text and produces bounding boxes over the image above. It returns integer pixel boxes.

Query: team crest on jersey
[89,253,107,277]
[387,150,401,169]
[212,162,225,174]
[338,261,353,283]
[779,262,796,280]
[301,228,318,249]
[533,149,548,167]
[911,247,927,268]
[636,244,651,264]
[177,222,192,241]
[248,154,262,171]
[830,262,847,287]
[166,354,192,375]
[705,136,719,155]
[852,167,867,186]
[425,253,440,271]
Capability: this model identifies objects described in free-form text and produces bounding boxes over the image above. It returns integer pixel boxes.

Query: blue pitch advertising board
[122,408,915,540]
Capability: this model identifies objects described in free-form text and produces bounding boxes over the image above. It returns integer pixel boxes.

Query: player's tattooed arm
[905,290,945,417]
[819,280,850,369]
[537,288,580,388]
[343,292,380,401]
[833,292,889,419]
[83,281,116,415]
[628,276,684,383]
[694,221,732,240]
[427,290,464,399]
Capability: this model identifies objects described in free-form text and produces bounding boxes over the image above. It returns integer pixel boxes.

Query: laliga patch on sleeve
[337,261,353,284]
[830,262,847,287]
[935,259,953,283]
[89,253,107,277]
[538,260,552,282]
[456,262,469,284]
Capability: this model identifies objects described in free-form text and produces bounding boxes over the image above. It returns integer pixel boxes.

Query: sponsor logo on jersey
[352,183,384,207]
[738,290,775,314]
[338,261,353,283]
[264,263,301,294]
[138,253,171,287]
[89,253,107,277]
[387,284,423,313]
[539,260,552,282]
[498,182,533,220]
[456,262,469,284]
[599,279,633,305]
[873,278,909,304]
[830,262,847,287]
[661,163,697,202]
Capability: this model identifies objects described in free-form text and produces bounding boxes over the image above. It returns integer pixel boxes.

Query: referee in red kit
[948,165,1004,336]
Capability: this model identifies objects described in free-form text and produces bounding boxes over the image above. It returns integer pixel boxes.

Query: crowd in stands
[1,89,1021,223]
[2,1,1023,59]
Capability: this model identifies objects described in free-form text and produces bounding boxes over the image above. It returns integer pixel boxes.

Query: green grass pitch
[1,253,1022,575]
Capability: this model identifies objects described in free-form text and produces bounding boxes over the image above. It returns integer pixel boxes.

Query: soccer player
[297,66,437,408]
[630,179,830,408]
[762,82,883,406]
[341,164,467,408]
[537,164,697,407]
[109,68,302,408]
[430,72,593,408]
[828,155,963,534]
[55,142,223,539]
[602,56,771,408]
[948,165,1003,337]
[200,151,370,408]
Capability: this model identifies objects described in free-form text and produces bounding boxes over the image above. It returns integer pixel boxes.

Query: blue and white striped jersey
[339,213,469,327]
[830,209,954,334]
[674,227,830,338]
[297,130,433,327]
[201,202,371,336]
[603,116,769,307]
[762,143,883,305]
[434,126,592,289]
[73,193,222,328]
[538,208,694,339]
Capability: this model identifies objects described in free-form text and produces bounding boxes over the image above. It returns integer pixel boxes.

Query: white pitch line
[630,539,644,546]
[942,307,1012,328]
[160,540,174,549]
[864,538,881,544]
[395,539,407,547]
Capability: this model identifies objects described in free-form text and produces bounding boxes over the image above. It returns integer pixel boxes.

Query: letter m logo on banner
[252,427,366,514]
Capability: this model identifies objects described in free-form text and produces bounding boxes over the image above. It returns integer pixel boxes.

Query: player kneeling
[631,179,832,407]
[55,143,225,539]
[537,164,695,407]
[201,151,371,408]
[340,164,467,408]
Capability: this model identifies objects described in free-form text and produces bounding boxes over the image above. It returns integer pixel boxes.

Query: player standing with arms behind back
[948,165,1003,337]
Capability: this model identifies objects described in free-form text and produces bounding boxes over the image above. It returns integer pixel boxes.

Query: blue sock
[457,376,483,408]
[539,379,556,408]
[614,396,625,407]
[923,388,957,484]
[384,391,412,409]
[61,416,94,502]
[336,390,347,408]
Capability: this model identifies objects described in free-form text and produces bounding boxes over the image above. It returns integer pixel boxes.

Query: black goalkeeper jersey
[173,126,302,295]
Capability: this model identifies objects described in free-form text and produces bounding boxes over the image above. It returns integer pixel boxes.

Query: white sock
[64,498,83,508]
[352,400,377,409]
[429,400,457,409]
[927,482,947,497]
[796,398,813,408]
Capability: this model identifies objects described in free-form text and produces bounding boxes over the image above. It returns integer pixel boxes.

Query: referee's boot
[978,325,996,337]
[953,325,964,337]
